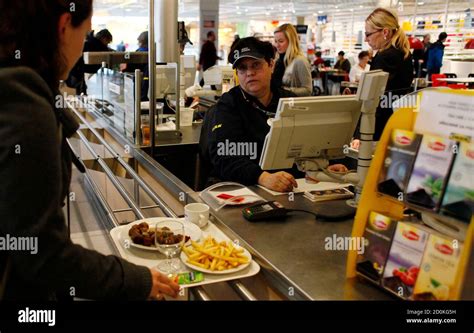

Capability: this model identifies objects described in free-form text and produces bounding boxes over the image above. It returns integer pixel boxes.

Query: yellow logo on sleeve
[212,124,222,132]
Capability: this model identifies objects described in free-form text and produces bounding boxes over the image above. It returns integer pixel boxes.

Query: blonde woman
[353,7,413,147]
[272,24,312,96]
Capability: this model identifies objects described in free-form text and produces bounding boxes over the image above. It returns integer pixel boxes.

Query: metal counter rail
[228,280,257,301]
[68,101,177,218]
[67,102,256,301]
[75,130,145,220]
[191,287,212,301]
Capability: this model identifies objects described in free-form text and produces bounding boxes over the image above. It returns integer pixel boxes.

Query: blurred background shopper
[272,24,312,96]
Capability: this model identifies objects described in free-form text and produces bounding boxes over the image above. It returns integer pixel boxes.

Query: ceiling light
[313,13,317,16]
[417,2,425,5]
[318,10,323,14]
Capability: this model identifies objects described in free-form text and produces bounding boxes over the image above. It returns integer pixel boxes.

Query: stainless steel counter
[68,87,394,300]
[208,186,391,300]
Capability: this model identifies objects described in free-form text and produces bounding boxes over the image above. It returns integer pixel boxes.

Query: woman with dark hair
[0,0,179,300]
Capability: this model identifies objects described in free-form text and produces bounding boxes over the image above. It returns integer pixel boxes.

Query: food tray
[109,217,260,288]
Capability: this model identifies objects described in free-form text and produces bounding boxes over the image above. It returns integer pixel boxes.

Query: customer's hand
[148,269,180,300]
[258,171,297,193]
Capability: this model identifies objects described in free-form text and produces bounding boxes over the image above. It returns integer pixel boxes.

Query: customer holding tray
[200,37,346,193]
[0,0,178,301]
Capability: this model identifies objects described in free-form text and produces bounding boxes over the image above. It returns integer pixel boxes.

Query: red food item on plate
[216,193,244,203]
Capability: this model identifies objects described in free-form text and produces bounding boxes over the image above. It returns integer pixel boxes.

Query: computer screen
[259,95,362,170]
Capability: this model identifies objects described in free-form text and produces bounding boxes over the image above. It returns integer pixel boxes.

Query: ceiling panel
[92,0,472,22]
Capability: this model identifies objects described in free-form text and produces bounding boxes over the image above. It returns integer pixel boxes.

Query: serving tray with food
[110,217,260,288]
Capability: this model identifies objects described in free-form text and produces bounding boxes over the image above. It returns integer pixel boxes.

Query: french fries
[182,236,249,272]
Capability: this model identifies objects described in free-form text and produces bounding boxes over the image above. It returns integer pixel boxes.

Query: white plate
[180,245,252,275]
[124,218,202,252]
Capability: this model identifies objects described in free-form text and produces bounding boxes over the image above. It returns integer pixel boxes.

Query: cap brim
[232,54,263,68]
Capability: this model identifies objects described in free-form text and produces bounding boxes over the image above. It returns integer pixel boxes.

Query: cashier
[200,37,346,193]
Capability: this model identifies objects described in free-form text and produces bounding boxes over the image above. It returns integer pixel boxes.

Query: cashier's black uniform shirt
[201,85,296,186]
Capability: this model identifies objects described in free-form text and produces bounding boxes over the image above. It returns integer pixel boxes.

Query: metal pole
[191,286,212,301]
[444,0,450,31]
[134,69,142,146]
[76,131,146,220]
[413,1,418,34]
[68,103,178,218]
[149,0,157,156]
[228,280,257,301]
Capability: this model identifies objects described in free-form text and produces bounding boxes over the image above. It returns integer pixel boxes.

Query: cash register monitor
[259,95,362,170]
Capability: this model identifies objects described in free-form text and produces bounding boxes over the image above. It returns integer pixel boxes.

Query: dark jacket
[200,86,296,186]
[426,40,445,72]
[271,54,286,89]
[199,40,219,71]
[66,35,112,94]
[370,46,414,140]
[0,67,151,300]
[334,58,351,73]
[83,35,112,74]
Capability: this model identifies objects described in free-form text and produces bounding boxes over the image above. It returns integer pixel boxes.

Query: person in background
[334,51,351,73]
[0,0,179,301]
[409,36,424,78]
[426,32,448,80]
[136,31,148,51]
[328,50,351,95]
[84,29,113,72]
[198,30,221,86]
[116,40,126,51]
[352,7,413,149]
[313,51,325,68]
[420,34,431,77]
[349,51,371,83]
[65,28,110,94]
[272,23,312,96]
[126,31,149,101]
[200,37,347,192]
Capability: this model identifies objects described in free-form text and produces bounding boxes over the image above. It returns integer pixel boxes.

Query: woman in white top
[349,50,371,83]
[273,24,312,96]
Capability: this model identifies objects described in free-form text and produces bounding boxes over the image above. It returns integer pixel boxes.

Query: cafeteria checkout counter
[64,65,392,301]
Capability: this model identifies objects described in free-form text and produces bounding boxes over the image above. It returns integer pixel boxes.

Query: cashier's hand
[148,269,180,300]
[327,164,348,173]
[351,139,360,150]
[258,171,297,193]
